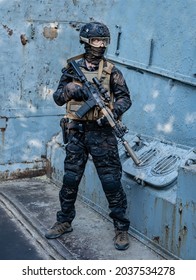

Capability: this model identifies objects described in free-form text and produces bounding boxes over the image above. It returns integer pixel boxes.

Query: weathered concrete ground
[0,176,165,260]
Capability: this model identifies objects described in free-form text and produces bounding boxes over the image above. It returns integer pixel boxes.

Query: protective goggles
[80,36,110,47]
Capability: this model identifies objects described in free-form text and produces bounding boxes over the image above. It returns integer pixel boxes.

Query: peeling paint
[0,117,8,146]
[20,34,28,45]
[1,24,13,36]
[178,203,183,215]
[43,25,58,40]
[69,21,82,31]
[0,160,48,181]
[153,236,160,244]
[165,225,169,248]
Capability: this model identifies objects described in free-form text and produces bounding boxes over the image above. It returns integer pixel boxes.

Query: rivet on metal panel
[125,184,131,190]
[0,117,8,146]
[69,21,82,31]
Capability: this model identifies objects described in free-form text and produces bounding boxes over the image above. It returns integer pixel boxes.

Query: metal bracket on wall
[0,117,7,130]
[147,39,154,67]
[107,54,196,87]
[115,25,122,56]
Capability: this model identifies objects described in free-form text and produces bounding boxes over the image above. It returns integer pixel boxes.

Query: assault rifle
[66,60,141,165]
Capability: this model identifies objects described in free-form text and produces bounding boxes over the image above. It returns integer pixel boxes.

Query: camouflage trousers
[57,121,130,231]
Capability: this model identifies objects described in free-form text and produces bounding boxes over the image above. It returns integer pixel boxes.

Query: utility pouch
[60,117,69,144]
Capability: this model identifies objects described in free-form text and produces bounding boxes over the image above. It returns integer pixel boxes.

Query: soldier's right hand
[97,116,109,126]
[64,82,89,101]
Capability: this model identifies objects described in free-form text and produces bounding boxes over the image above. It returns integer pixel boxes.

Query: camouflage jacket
[53,58,132,118]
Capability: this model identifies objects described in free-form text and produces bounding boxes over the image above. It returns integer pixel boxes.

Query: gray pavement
[0,176,165,260]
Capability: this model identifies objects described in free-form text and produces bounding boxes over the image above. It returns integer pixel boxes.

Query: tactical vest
[66,57,114,121]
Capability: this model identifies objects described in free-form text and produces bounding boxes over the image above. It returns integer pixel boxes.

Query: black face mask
[84,44,106,65]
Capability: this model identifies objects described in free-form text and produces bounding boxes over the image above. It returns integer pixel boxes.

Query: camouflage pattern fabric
[57,123,130,231]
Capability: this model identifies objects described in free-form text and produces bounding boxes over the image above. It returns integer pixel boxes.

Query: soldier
[45,22,132,250]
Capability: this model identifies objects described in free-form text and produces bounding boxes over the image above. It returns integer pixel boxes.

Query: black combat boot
[45,221,73,239]
[114,229,129,250]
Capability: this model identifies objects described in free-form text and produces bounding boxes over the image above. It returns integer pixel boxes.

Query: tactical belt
[71,120,112,131]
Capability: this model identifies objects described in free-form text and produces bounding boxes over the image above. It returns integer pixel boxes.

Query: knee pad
[63,170,80,188]
[101,174,121,192]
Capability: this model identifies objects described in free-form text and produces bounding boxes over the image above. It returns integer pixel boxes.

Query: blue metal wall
[0,0,195,177]
[0,0,115,176]
[106,0,196,147]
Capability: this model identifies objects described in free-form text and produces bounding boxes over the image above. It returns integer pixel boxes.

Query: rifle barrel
[122,139,141,165]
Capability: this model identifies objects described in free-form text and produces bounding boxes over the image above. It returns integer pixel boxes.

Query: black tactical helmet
[80,22,110,46]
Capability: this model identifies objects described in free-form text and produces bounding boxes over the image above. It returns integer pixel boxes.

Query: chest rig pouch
[66,58,114,121]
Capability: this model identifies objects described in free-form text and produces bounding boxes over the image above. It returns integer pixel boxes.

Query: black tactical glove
[97,116,109,126]
[78,84,89,100]
[64,82,89,101]
[112,107,121,120]
[97,108,120,127]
